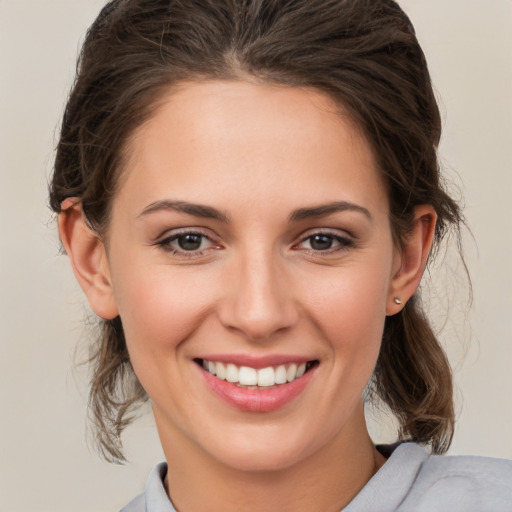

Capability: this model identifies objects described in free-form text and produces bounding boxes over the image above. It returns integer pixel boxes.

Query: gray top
[120,443,512,512]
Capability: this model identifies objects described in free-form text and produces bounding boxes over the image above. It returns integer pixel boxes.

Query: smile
[198,359,317,388]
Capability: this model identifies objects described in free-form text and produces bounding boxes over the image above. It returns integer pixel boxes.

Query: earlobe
[386,205,437,316]
[58,199,119,320]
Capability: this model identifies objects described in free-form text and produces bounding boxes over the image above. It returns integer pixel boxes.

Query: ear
[386,205,437,316]
[58,199,119,320]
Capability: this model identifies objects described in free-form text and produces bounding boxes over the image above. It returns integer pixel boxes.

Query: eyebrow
[137,200,230,222]
[137,199,371,223]
[289,201,372,222]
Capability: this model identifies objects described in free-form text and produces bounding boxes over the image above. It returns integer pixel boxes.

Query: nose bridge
[219,243,297,340]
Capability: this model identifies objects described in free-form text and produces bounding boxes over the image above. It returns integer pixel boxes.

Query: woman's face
[105,81,400,471]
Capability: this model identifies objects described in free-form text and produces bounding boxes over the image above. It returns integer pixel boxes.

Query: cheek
[300,259,391,368]
[111,262,216,366]
[111,265,224,417]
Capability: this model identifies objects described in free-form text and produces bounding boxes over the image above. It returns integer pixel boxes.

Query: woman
[49,0,512,510]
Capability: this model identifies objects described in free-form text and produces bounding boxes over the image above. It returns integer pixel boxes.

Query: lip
[196,358,318,412]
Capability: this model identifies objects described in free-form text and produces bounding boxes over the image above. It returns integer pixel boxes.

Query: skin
[59,80,436,512]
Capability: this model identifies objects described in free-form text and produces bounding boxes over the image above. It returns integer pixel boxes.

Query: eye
[296,232,353,253]
[173,233,208,251]
[156,230,218,255]
[307,234,337,251]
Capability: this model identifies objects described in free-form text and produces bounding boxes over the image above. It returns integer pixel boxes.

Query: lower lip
[198,364,316,412]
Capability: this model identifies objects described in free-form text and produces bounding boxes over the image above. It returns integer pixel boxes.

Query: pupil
[178,234,202,251]
[311,235,333,250]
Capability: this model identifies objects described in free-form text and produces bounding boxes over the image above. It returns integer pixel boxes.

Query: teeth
[215,361,226,380]
[275,365,287,384]
[201,360,312,387]
[296,363,306,378]
[226,363,239,383]
[239,366,258,386]
[286,363,297,382]
[257,367,275,387]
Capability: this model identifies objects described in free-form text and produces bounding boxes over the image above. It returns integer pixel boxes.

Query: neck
[158,403,385,512]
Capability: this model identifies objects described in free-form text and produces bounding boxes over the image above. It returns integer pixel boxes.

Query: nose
[217,248,299,342]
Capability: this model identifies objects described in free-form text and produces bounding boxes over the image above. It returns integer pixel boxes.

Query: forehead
[116,80,387,218]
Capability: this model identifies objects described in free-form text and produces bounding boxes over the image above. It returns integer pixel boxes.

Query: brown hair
[50,0,461,462]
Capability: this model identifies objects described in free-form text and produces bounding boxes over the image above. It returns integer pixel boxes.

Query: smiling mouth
[195,359,319,389]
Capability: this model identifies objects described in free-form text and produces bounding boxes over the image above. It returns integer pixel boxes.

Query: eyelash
[154,229,354,258]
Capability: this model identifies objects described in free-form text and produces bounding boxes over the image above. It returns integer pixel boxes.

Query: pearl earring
[394,297,402,305]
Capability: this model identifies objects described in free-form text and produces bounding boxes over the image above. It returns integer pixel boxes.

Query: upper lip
[196,354,316,369]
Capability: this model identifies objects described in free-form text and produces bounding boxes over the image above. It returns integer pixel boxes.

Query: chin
[213,445,305,473]
[203,425,325,473]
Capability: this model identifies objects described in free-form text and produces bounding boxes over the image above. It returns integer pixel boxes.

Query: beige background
[1,1,511,511]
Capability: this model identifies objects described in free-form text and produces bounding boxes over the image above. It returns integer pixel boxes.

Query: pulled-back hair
[50,0,462,463]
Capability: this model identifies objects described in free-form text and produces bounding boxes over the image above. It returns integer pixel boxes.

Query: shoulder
[403,448,512,511]
[344,443,512,512]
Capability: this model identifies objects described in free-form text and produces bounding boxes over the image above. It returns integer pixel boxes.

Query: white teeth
[202,360,312,387]
[286,363,297,383]
[296,363,306,378]
[215,361,226,380]
[275,365,287,384]
[257,367,275,387]
[239,366,258,386]
[226,363,239,383]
